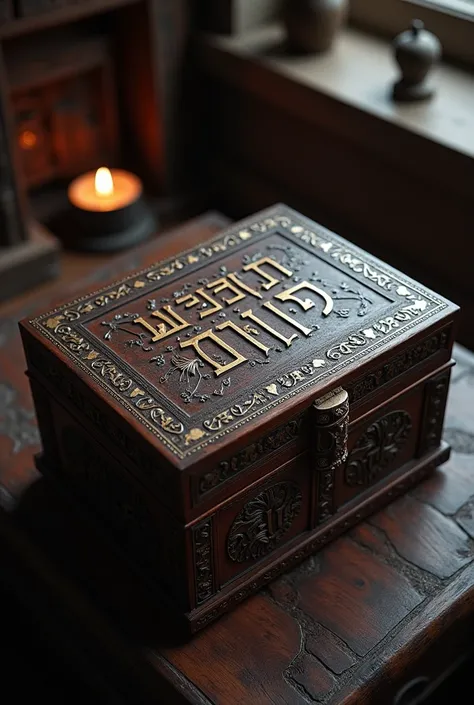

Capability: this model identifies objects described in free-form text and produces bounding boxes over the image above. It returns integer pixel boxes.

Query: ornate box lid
[21,205,458,472]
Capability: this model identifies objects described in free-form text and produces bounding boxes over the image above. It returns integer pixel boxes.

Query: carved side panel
[313,387,349,524]
[29,377,58,464]
[418,368,451,457]
[345,411,413,487]
[227,481,303,563]
[52,414,187,607]
[26,341,178,510]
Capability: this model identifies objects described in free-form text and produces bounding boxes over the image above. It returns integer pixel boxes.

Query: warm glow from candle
[68,168,142,212]
[19,130,37,150]
[95,167,114,197]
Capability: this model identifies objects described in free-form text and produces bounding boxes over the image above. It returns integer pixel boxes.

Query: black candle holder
[69,194,156,252]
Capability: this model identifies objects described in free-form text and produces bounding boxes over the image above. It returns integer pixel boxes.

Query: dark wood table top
[1,211,474,705]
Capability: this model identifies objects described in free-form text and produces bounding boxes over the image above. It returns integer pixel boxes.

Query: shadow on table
[9,474,189,651]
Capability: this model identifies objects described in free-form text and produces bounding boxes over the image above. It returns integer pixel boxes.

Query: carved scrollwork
[197,417,303,499]
[227,482,302,563]
[347,327,451,404]
[345,410,412,487]
[192,520,215,605]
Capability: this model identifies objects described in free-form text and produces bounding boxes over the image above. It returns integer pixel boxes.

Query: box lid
[21,205,458,473]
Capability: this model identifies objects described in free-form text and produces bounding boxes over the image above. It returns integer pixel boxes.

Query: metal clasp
[312,387,349,472]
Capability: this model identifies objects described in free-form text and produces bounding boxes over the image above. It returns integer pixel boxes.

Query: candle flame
[95,167,114,197]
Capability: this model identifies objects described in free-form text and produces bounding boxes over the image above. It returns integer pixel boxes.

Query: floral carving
[160,354,211,403]
[227,482,302,563]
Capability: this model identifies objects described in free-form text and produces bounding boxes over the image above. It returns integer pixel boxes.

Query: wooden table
[1,212,474,705]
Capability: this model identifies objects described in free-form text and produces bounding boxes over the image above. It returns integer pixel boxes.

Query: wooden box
[19,205,458,633]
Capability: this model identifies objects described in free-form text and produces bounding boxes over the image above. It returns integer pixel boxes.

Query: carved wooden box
[19,204,458,633]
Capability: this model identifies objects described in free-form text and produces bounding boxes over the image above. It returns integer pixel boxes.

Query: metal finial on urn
[282,0,349,54]
[392,19,442,102]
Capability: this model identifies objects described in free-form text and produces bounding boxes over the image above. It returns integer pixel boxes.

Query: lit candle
[68,167,142,212]
[67,167,155,252]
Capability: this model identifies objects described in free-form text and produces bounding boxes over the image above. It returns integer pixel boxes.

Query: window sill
[199,23,474,199]
[201,23,474,157]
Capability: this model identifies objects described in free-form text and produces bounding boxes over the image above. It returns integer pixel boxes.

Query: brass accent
[347,327,451,404]
[185,427,207,445]
[275,280,334,315]
[130,387,145,398]
[180,328,247,376]
[242,256,293,290]
[45,315,64,329]
[326,301,432,361]
[160,355,211,404]
[133,280,145,288]
[85,351,99,360]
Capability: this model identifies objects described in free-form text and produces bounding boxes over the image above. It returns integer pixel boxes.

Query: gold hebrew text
[180,329,247,376]
[215,320,271,355]
[176,288,222,319]
[206,277,249,305]
[226,272,262,299]
[242,257,293,290]
[263,301,314,336]
[275,281,334,315]
[240,309,297,347]
[130,256,338,378]
[133,306,190,342]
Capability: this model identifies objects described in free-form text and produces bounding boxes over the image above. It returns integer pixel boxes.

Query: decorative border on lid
[28,205,450,462]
